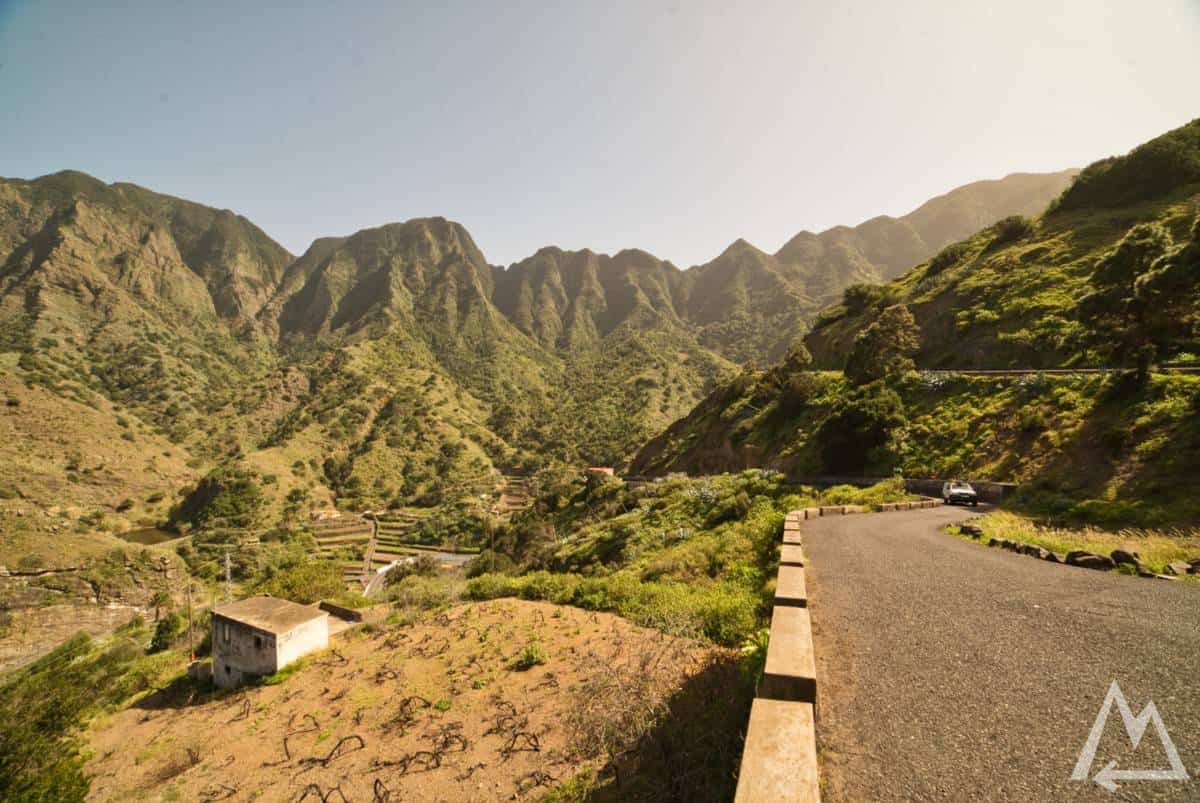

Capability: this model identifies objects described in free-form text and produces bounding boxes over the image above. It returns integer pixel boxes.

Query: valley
[1,113,1198,802]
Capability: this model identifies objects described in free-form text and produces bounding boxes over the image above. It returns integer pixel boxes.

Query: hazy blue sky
[2,1,1199,266]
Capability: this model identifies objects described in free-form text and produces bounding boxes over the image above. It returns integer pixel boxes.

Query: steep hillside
[633,121,1200,526]
[491,246,686,351]
[773,170,1078,307]
[806,120,1200,369]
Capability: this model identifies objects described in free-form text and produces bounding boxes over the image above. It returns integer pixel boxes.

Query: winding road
[803,506,1200,801]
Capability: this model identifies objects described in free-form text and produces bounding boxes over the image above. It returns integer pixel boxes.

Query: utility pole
[185,579,194,662]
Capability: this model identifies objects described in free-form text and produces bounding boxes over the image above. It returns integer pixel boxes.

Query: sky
[1,1,1199,267]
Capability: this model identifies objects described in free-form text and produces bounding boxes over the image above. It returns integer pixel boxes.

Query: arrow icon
[1072,681,1190,793]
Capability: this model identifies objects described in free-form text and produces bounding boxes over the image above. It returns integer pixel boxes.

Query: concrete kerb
[739,501,890,800]
[761,604,816,701]
[774,565,808,608]
[779,544,806,567]
[735,699,820,803]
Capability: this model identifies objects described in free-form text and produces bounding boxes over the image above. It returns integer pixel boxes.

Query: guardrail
[735,498,942,801]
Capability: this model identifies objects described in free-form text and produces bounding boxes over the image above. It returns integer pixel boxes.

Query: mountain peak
[715,238,767,260]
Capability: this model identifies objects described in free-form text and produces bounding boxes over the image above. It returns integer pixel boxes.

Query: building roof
[212,595,327,634]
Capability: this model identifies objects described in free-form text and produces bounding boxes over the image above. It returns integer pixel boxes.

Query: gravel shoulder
[804,506,1200,802]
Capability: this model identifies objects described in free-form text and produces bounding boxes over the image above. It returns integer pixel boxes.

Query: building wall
[212,615,279,688]
[275,615,328,669]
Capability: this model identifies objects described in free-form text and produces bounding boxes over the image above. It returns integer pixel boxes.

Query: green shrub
[927,241,970,275]
[990,215,1036,247]
[511,640,547,670]
[254,561,343,604]
[386,575,456,610]
[147,612,183,653]
[169,465,265,531]
[464,573,522,600]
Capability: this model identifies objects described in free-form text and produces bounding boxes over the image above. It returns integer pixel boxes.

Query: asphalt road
[803,506,1200,802]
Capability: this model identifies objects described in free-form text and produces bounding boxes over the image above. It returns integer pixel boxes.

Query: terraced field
[309,516,374,585]
[491,474,534,516]
[372,511,480,570]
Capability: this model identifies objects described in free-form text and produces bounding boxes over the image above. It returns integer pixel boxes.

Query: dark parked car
[942,481,979,506]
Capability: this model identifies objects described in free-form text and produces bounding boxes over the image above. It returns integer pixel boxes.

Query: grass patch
[956,511,1200,574]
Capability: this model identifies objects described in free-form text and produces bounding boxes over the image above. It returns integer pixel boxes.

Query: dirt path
[804,506,1200,801]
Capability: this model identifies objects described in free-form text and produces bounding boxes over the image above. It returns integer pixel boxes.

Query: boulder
[1164,562,1191,576]
[1110,549,1141,568]
[960,524,984,538]
[1065,551,1116,571]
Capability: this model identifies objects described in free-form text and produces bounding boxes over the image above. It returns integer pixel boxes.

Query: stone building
[211,595,329,688]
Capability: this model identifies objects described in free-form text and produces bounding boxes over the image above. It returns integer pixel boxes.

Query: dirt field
[85,599,725,802]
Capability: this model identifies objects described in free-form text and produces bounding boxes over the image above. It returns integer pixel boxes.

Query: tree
[1078,222,1175,381]
[1135,215,1200,356]
[817,381,907,474]
[169,465,265,531]
[844,305,920,385]
[148,612,183,653]
[149,590,171,621]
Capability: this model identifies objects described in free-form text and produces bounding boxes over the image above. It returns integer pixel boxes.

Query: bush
[254,561,343,604]
[463,573,522,601]
[511,641,547,670]
[464,550,516,578]
[818,382,907,473]
[383,554,439,586]
[386,574,456,610]
[990,215,1036,247]
[169,466,265,531]
[147,612,183,653]
[927,241,970,275]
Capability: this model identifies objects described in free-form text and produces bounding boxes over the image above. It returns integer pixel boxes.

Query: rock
[1152,574,1178,581]
[1065,551,1116,570]
[961,524,984,537]
[1035,547,1058,562]
[988,538,1001,548]
[1110,549,1141,568]
[1164,562,1191,576]
[1020,543,1041,557]
[1003,540,1021,552]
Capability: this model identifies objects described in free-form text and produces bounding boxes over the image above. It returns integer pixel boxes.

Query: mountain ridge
[0,164,1076,534]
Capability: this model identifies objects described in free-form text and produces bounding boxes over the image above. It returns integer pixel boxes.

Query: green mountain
[631,119,1200,525]
[0,162,1074,554]
[805,121,1200,369]
[772,170,1079,305]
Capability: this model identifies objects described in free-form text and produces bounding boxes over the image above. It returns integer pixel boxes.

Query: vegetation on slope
[633,361,1200,526]
[806,118,1200,371]
[464,472,914,646]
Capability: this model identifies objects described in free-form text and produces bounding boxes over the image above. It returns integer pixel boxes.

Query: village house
[210,595,329,688]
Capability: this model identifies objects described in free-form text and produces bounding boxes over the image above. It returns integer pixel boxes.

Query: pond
[117,527,177,545]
